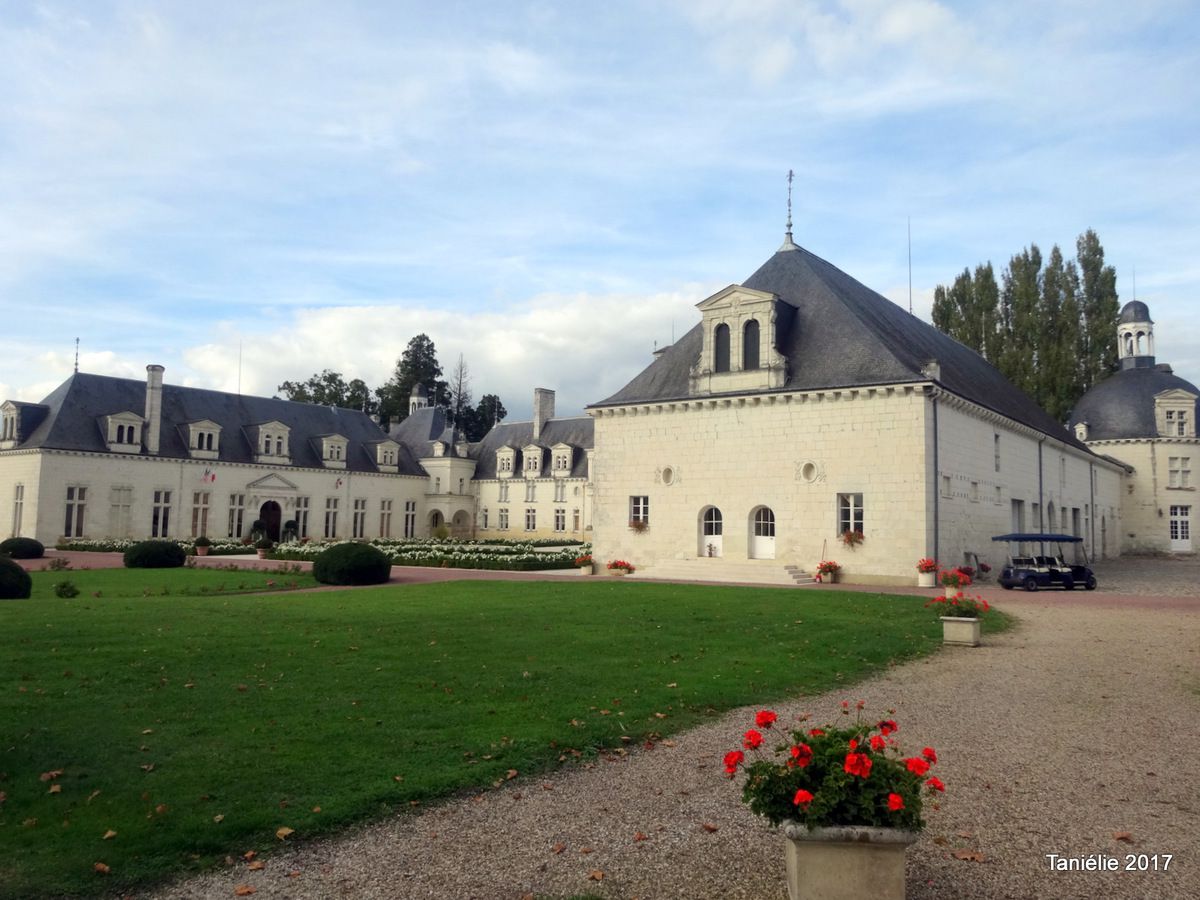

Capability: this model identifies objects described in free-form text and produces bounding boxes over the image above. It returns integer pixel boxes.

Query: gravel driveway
[144,560,1200,900]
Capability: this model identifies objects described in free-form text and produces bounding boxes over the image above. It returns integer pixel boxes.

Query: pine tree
[376,334,449,427]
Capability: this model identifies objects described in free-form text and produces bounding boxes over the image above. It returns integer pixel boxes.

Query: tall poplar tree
[1076,229,1120,390]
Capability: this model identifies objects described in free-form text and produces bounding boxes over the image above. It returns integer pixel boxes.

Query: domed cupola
[1117,300,1155,370]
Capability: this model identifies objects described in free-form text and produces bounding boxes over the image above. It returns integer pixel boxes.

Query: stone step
[638,558,816,586]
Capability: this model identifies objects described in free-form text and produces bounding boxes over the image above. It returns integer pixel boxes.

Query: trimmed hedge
[313,542,392,586]
[0,537,45,559]
[0,556,32,599]
[123,540,187,569]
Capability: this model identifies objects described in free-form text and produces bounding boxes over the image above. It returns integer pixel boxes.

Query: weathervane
[74,337,79,373]
[786,169,794,234]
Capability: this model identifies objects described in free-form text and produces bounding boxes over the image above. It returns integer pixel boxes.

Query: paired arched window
[743,319,760,370]
[714,324,730,373]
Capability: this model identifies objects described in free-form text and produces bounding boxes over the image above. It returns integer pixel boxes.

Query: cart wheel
[1023,576,1038,592]
[1062,576,1074,591]
[1085,575,1097,591]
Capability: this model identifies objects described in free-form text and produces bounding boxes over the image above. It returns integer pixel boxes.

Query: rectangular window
[65,486,87,538]
[629,495,649,525]
[498,507,509,530]
[525,481,536,502]
[525,508,537,531]
[110,486,133,538]
[403,500,417,538]
[572,508,581,532]
[12,483,24,535]
[191,491,210,537]
[498,482,509,502]
[995,486,1002,505]
[554,508,565,532]
[838,493,864,534]
[480,507,489,529]
[1011,499,1025,533]
[499,455,512,472]
[1169,456,1192,488]
[525,453,540,475]
[970,481,979,503]
[434,477,441,494]
[554,481,566,502]
[228,493,246,539]
[151,489,171,538]
[295,497,310,538]
[352,498,367,538]
[379,499,393,538]
[324,497,339,539]
[941,475,951,497]
[1179,411,1190,436]
[458,478,465,495]
[1032,502,1041,530]
[994,434,1001,472]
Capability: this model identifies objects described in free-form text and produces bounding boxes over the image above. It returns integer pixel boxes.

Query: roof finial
[779,169,798,251]
[74,337,79,373]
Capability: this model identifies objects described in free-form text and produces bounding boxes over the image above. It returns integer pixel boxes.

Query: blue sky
[2,0,1198,419]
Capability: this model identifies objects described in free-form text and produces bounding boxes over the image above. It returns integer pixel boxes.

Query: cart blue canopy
[991,533,1083,543]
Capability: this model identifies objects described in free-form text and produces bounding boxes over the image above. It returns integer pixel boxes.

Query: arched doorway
[451,510,471,538]
[699,506,723,557]
[259,501,282,541]
[749,506,775,559]
[429,510,444,535]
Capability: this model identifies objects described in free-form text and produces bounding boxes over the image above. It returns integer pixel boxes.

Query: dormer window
[523,445,544,477]
[373,440,400,472]
[690,285,787,395]
[251,421,291,464]
[318,434,349,469]
[496,448,516,479]
[1,410,15,441]
[103,412,145,454]
[184,420,222,460]
[551,443,573,477]
[1155,391,1197,438]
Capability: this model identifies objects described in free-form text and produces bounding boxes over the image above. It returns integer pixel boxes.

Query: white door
[750,507,776,559]
[1170,505,1192,552]
[700,506,723,557]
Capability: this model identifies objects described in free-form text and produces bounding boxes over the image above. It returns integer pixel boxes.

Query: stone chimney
[532,388,555,441]
[144,364,164,455]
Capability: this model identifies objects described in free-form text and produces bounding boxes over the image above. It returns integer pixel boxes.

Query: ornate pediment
[245,473,300,492]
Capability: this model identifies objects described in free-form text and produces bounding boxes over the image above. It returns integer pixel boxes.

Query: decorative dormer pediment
[316,433,349,469]
[522,444,544,477]
[1155,388,1197,438]
[101,411,145,454]
[496,446,517,479]
[689,285,789,395]
[183,418,222,460]
[550,442,574,477]
[250,420,291,464]
[372,439,401,472]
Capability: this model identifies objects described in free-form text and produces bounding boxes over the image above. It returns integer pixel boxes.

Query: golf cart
[991,533,1097,592]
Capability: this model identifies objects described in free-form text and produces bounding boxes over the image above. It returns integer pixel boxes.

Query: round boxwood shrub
[0,537,45,559]
[313,542,392,586]
[0,556,32,599]
[123,540,187,569]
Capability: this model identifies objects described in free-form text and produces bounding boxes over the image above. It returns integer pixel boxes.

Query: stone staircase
[637,558,817,586]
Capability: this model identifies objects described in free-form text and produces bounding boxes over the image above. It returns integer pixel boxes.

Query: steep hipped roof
[1070,365,1200,440]
[594,242,1087,450]
[9,372,422,475]
[472,417,594,479]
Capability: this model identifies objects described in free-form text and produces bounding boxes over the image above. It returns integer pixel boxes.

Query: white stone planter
[780,823,919,900]
[606,568,627,576]
[940,615,981,647]
[578,564,593,576]
[916,571,936,588]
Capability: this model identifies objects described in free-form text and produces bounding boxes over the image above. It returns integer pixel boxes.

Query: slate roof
[387,406,459,461]
[472,417,594,479]
[1070,365,1200,441]
[593,241,1088,451]
[1119,300,1151,324]
[8,372,422,475]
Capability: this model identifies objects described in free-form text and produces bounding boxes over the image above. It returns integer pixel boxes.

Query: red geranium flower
[843,752,872,778]
[793,789,814,807]
[743,729,764,749]
[723,750,745,775]
[808,728,825,737]
[755,710,778,728]
[788,743,813,768]
[869,734,886,751]
[877,719,898,736]
[887,792,905,811]
[922,747,938,764]
[926,776,946,792]
[905,757,931,776]
[848,738,858,750]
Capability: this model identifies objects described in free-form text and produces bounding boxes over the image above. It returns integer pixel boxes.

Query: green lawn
[26,566,319,601]
[0,576,1000,897]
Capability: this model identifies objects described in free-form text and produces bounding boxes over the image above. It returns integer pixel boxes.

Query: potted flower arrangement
[575,553,594,575]
[926,592,990,647]
[815,560,840,584]
[606,559,635,576]
[977,562,992,581]
[193,535,212,557]
[628,518,648,533]
[915,558,938,588]
[841,529,864,548]
[938,566,972,597]
[255,537,274,560]
[725,703,943,900]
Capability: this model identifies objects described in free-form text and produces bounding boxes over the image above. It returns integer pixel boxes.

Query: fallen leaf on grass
[48,784,62,794]
[213,814,225,823]
[701,823,719,833]
[234,886,256,896]
[93,862,110,874]
[287,871,301,878]
[1113,832,1135,843]
[103,830,117,840]
[311,806,321,813]
[393,775,404,782]
[39,770,64,782]
[86,790,101,804]
[140,764,155,773]
[952,850,986,862]
[23,818,37,827]
[654,712,667,719]
[155,804,168,815]
[142,728,154,735]
[276,826,295,840]
[588,870,605,881]
[242,851,257,862]
[506,769,519,780]
[579,847,594,855]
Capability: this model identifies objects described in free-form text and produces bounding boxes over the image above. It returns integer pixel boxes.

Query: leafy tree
[475,394,507,430]
[1076,229,1120,390]
[376,334,450,427]
[998,244,1042,400]
[930,263,1000,361]
[1038,246,1082,421]
[277,370,377,414]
